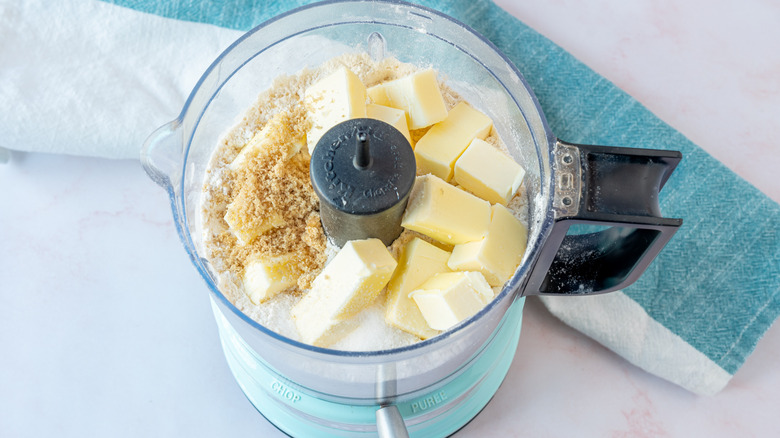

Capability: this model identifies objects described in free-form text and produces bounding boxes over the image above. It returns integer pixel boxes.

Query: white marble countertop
[1,0,778,436]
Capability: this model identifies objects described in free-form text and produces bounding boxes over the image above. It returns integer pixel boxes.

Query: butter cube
[385,238,450,339]
[410,271,494,330]
[242,254,297,304]
[292,292,358,347]
[454,139,525,205]
[230,112,304,171]
[448,204,528,287]
[289,296,359,348]
[414,102,493,181]
[304,67,367,154]
[366,103,412,144]
[291,239,398,347]
[401,174,491,246]
[224,186,286,245]
[367,68,447,130]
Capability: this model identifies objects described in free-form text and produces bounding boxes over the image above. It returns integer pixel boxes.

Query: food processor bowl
[142,1,681,436]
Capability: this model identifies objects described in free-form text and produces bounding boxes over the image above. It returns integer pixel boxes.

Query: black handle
[524,140,682,296]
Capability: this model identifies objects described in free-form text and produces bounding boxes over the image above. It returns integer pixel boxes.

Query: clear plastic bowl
[142,1,557,436]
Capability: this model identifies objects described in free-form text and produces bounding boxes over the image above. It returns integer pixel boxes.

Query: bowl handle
[524,140,683,296]
[141,120,182,190]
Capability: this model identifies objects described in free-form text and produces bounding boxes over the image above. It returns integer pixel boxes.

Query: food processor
[141,1,682,436]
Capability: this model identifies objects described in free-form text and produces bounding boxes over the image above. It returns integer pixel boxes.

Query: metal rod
[354,130,371,169]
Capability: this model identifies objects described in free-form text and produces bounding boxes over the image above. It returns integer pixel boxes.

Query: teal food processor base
[212,297,525,437]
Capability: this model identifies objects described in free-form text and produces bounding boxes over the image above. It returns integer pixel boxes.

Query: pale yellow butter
[385,237,450,339]
[288,296,359,348]
[401,174,491,246]
[242,254,297,304]
[454,138,525,205]
[224,186,286,245]
[366,68,447,130]
[414,102,493,181]
[366,103,412,145]
[291,238,398,347]
[304,67,367,154]
[410,271,494,330]
[448,204,528,287]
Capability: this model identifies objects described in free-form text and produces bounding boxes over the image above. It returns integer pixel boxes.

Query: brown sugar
[204,107,327,292]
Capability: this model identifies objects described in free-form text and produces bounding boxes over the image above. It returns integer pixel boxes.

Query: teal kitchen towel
[2,0,778,395]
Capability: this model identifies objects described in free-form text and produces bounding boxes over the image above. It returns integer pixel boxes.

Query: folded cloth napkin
[2,0,777,395]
